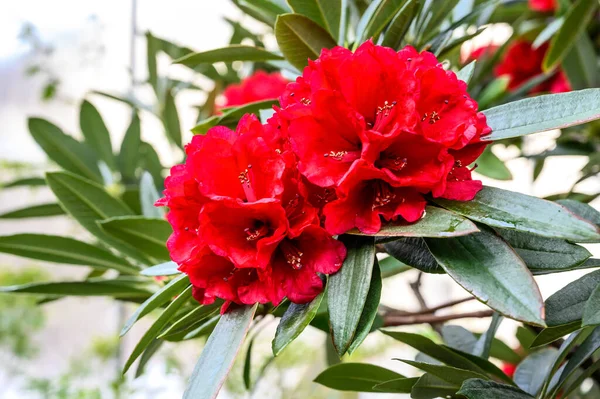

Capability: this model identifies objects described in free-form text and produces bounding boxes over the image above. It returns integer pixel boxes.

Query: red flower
[221,70,288,108]
[501,362,517,378]
[462,44,499,64]
[276,41,490,234]
[495,40,571,94]
[529,0,556,12]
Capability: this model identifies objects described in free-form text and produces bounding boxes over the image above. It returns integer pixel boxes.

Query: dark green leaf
[179,314,219,341]
[398,359,489,385]
[0,203,65,219]
[348,259,382,354]
[272,289,324,356]
[162,89,182,148]
[135,339,163,378]
[118,112,142,182]
[532,17,563,49]
[516,326,537,352]
[123,285,192,373]
[243,338,253,390]
[120,274,189,336]
[583,284,600,326]
[288,0,344,43]
[348,206,479,238]
[146,32,159,93]
[473,313,503,359]
[530,321,582,348]
[442,325,477,353]
[275,14,337,71]
[378,256,411,278]
[192,99,278,134]
[0,280,150,297]
[458,379,534,399]
[0,177,46,189]
[328,235,375,356]
[174,45,282,66]
[513,348,557,396]
[546,270,600,327]
[183,304,257,399]
[29,118,102,182]
[314,363,404,392]
[483,89,600,141]
[556,199,600,226]
[232,0,289,26]
[384,238,444,274]
[475,147,512,181]
[158,302,221,340]
[141,261,180,277]
[98,216,171,262]
[373,377,419,393]
[381,0,419,48]
[45,172,152,265]
[79,100,115,169]
[139,142,164,190]
[361,0,413,43]
[543,0,598,71]
[456,60,476,85]
[446,347,515,384]
[496,229,591,275]
[434,186,600,243]
[139,171,164,218]
[425,227,545,326]
[0,234,137,274]
[562,34,598,90]
[554,326,600,393]
[411,373,459,399]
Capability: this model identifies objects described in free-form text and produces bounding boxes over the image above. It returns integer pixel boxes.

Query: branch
[383,310,494,327]
[410,297,476,316]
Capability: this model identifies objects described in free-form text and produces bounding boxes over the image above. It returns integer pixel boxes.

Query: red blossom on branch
[529,0,556,12]
[221,70,288,108]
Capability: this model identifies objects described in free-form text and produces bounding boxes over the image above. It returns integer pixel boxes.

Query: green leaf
[379,256,411,278]
[0,234,137,274]
[381,0,419,48]
[288,0,344,43]
[458,379,534,399]
[542,0,598,72]
[45,171,152,265]
[516,326,537,352]
[192,99,278,135]
[0,177,46,189]
[118,112,142,182]
[475,147,512,181]
[513,348,557,396]
[562,34,599,90]
[483,89,600,141]
[79,100,115,169]
[232,0,290,26]
[140,142,164,190]
[545,270,600,327]
[496,229,591,275]
[361,0,414,43]
[425,227,545,326]
[327,235,375,356]
[183,304,257,399]
[272,289,324,356]
[179,314,219,341]
[398,359,489,386]
[314,363,404,392]
[530,321,582,348]
[347,259,382,354]
[162,89,182,148]
[0,280,150,297]
[434,186,600,243]
[553,326,600,393]
[243,338,254,390]
[135,339,163,378]
[381,331,494,377]
[123,285,192,373]
[384,238,444,274]
[158,301,221,340]
[583,284,600,326]
[411,373,459,399]
[139,171,164,218]
[146,32,159,94]
[275,13,337,71]
[556,199,600,226]
[0,203,65,219]
[98,216,172,262]
[419,0,460,42]
[373,377,419,393]
[120,274,189,336]
[473,313,502,359]
[141,261,180,277]
[174,45,283,66]
[29,118,102,182]
[442,325,477,353]
[456,60,476,85]
[446,347,516,384]
[348,206,479,238]
[532,17,563,49]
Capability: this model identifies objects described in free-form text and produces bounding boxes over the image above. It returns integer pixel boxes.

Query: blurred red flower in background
[221,70,288,107]
[529,0,556,12]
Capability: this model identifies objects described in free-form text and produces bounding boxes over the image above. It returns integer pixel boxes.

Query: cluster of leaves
[2,0,600,398]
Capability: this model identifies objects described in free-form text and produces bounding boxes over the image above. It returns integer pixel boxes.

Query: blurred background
[0,1,598,398]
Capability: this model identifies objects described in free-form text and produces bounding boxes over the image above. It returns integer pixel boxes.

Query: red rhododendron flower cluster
[495,40,571,94]
[275,41,491,234]
[529,0,556,12]
[159,41,491,309]
[221,70,288,108]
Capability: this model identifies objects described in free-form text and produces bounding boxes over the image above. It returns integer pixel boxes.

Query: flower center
[376,100,397,117]
[372,181,397,210]
[378,155,408,172]
[280,239,304,270]
[245,221,270,241]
